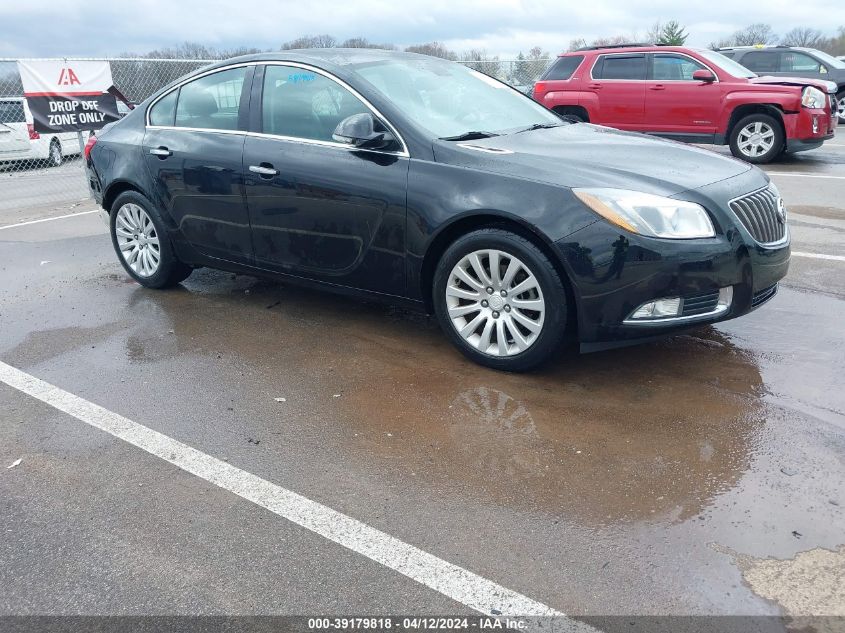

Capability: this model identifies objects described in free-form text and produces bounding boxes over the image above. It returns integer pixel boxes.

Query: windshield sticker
[288,73,316,84]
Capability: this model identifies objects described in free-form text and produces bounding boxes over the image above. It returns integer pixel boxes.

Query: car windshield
[697,50,757,78]
[808,49,845,69]
[350,57,561,138]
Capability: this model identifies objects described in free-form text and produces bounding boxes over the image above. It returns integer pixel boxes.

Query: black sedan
[87,49,789,371]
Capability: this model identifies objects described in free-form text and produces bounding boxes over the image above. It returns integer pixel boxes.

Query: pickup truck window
[651,54,706,81]
[542,55,584,80]
[593,55,646,80]
[742,51,780,73]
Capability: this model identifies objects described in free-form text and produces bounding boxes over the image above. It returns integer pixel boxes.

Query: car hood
[749,75,837,93]
[432,123,753,197]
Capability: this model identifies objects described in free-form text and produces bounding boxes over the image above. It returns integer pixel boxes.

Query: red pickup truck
[533,44,837,163]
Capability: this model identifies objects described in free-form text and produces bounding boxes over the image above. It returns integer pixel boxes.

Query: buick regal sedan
[86,50,789,371]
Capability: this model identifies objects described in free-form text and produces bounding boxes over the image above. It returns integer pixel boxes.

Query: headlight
[801,86,826,109]
[572,188,715,239]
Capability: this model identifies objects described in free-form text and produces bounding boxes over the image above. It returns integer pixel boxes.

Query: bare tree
[404,41,457,60]
[732,23,778,46]
[460,49,501,77]
[781,27,825,47]
[281,34,337,50]
[340,37,396,50]
[567,38,587,52]
[645,21,662,44]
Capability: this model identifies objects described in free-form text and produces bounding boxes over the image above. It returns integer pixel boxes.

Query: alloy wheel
[49,143,61,166]
[115,203,161,278]
[737,121,775,158]
[445,249,545,357]
[838,97,845,124]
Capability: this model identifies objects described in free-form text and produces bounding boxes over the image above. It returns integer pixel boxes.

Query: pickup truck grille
[729,187,786,245]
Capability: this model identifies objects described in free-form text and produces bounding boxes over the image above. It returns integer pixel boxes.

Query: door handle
[649,84,666,90]
[588,83,602,90]
[149,146,172,157]
[249,164,279,177]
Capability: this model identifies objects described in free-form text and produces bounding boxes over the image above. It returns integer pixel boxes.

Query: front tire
[110,190,192,289]
[729,114,784,164]
[433,228,570,372]
[836,91,845,125]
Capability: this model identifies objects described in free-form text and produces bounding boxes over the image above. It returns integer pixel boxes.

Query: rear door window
[780,51,822,73]
[174,67,246,131]
[542,56,584,80]
[148,91,177,126]
[650,54,706,80]
[593,55,647,80]
[742,51,780,73]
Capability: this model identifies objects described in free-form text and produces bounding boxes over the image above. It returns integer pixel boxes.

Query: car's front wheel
[110,190,193,289]
[729,114,784,164]
[433,228,570,372]
[836,91,845,125]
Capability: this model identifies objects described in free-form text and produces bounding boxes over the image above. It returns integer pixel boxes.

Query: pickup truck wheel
[836,92,845,124]
[729,114,784,164]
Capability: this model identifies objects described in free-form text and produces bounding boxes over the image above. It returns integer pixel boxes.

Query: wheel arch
[552,105,590,122]
[419,212,578,336]
[725,104,786,145]
[102,180,150,215]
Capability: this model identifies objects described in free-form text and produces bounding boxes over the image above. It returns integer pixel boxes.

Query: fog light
[630,297,682,319]
[717,286,733,309]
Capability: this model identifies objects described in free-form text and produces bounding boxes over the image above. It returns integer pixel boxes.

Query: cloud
[2,0,844,58]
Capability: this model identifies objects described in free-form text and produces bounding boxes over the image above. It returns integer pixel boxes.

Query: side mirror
[692,69,716,83]
[332,113,397,150]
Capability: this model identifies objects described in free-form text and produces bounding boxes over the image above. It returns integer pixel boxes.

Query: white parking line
[766,172,845,180]
[792,251,845,262]
[0,360,595,628]
[0,210,98,231]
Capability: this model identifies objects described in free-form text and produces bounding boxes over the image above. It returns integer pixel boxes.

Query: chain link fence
[0,56,550,219]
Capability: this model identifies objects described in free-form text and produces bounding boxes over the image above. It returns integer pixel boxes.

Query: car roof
[560,45,698,56]
[717,45,814,52]
[223,48,435,67]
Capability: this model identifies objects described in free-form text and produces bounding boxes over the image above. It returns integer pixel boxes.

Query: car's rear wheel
[433,228,569,372]
[110,190,192,289]
[47,140,62,167]
[729,114,784,164]
[836,91,845,125]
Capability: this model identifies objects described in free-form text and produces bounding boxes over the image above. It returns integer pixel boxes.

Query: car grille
[729,187,786,245]
[752,283,778,308]
[682,290,720,316]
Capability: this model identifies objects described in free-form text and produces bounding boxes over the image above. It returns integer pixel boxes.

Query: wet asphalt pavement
[0,141,844,627]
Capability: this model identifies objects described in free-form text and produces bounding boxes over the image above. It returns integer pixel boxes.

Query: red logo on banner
[57,67,81,86]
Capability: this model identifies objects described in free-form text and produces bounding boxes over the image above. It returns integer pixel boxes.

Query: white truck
[0,98,86,166]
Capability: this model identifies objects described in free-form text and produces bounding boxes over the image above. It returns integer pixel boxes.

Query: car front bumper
[556,170,790,351]
[784,106,837,152]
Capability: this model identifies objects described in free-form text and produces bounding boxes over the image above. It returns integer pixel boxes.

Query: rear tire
[110,190,192,289]
[433,228,570,372]
[729,113,784,164]
[836,91,845,125]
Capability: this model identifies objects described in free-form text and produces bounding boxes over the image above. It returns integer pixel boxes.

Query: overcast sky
[3,0,844,59]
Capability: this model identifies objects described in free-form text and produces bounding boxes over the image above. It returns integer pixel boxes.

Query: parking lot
[1,138,844,630]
